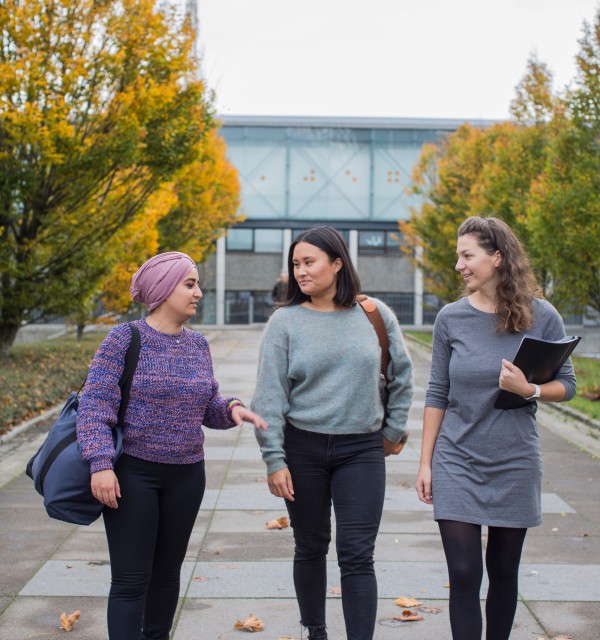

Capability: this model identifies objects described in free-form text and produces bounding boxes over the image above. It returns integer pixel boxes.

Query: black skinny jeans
[283,425,386,640]
[103,454,206,640]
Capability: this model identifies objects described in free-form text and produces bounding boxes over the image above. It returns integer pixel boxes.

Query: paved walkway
[0,327,599,639]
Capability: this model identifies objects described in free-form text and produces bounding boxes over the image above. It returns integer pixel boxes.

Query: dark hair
[457,216,542,333]
[279,227,361,308]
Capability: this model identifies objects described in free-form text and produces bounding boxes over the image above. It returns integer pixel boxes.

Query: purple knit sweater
[76,319,238,473]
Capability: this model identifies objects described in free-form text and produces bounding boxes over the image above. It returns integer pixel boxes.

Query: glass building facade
[196,115,497,325]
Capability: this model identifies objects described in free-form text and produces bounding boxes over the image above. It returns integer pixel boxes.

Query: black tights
[438,520,527,640]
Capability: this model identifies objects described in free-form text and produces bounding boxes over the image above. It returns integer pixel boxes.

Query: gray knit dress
[425,297,577,528]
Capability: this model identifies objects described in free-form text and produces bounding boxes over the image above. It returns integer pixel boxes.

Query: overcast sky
[196,0,598,120]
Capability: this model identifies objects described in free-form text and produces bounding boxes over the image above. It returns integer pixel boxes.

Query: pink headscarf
[130,252,197,311]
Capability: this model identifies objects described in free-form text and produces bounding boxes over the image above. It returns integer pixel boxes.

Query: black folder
[494,335,581,410]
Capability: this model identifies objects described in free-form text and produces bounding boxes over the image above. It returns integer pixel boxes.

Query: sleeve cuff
[90,456,114,474]
[382,424,408,445]
[265,457,288,475]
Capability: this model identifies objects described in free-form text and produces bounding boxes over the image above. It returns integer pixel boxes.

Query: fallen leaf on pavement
[418,605,442,614]
[395,597,421,607]
[328,586,342,595]
[443,582,450,588]
[60,611,81,631]
[234,614,264,632]
[391,609,424,622]
[193,576,209,582]
[266,516,289,529]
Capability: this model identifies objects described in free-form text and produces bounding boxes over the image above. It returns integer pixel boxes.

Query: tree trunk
[0,321,21,359]
[76,322,85,341]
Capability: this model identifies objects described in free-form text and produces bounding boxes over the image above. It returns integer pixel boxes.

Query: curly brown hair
[457,216,542,333]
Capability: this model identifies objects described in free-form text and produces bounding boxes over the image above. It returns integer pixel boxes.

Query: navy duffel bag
[26,324,140,525]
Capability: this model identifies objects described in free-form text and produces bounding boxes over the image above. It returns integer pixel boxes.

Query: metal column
[216,235,226,326]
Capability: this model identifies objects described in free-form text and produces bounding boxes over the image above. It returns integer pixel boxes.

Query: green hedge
[0,333,105,434]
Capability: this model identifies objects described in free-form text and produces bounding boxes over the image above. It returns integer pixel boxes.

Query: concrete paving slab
[208,510,294,533]
[518,563,600,601]
[0,560,44,597]
[0,596,109,640]
[527,512,596,536]
[1,530,73,563]
[174,597,343,640]
[174,598,543,640]
[527,601,600,640]
[204,446,265,461]
[197,531,294,562]
[379,511,439,534]
[540,493,576,513]
[20,560,196,597]
[520,533,600,564]
[383,447,420,461]
[50,530,111,562]
[0,506,72,533]
[201,488,292,511]
[373,533,446,562]
[384,462,421,478]
[184,561,456,599]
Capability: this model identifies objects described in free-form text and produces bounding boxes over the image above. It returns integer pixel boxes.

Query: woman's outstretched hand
[231,405,267,430]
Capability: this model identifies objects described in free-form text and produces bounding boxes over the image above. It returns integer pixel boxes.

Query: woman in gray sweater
[415,216,577,640]
[251,227,413,640]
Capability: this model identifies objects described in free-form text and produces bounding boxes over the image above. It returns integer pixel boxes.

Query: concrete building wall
[357,255,414,292]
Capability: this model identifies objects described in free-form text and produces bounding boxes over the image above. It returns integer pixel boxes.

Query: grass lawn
[571,356,600,421]
[404,331,600,422]
[0,332,105,434]
[405,330,433,346]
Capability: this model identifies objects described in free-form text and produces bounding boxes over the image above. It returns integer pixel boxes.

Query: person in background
[271,268,289,307]
[415,216,577,640]
[252,227,413,640]
[76,251,266,640]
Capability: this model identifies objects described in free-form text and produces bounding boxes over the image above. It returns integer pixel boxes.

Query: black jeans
[103,454,206,640]
[284,424,386,640]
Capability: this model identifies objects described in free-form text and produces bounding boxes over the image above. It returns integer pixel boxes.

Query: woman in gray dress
[415,216,577,640]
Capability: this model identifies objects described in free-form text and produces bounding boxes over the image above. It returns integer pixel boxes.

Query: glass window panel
[288,141,370,220]
[226,228,253,251]
[227,143,286,217]
[254,229,283,253]
[386,231,404,253]
[225,291,252,324]
[292,228,349,245]
[359,231,385,254]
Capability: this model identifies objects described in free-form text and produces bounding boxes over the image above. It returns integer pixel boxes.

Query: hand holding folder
[494,335,581,410]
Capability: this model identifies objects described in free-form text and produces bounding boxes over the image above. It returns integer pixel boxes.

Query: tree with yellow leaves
[97,127,241,318]
[0,0,217,356]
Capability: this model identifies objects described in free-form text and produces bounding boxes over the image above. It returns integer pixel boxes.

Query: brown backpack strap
[356,295,390,382]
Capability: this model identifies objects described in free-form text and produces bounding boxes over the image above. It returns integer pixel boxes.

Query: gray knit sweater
[251,300,413,474]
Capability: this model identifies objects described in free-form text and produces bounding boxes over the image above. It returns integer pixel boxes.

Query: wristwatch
[523,384,541,401]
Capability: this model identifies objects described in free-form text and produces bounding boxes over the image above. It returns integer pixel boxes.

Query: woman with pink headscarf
[76,251,266,640]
